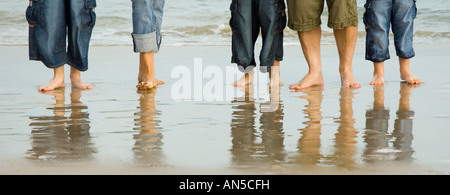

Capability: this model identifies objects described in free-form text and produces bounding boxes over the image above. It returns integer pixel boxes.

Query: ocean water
[0,0,449,46]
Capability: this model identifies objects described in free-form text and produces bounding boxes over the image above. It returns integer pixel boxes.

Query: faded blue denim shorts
[363,0,417,62]
[26,0,97,71]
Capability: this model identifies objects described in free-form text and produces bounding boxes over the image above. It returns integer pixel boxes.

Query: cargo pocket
[413,0,417,19]
[276,1,287,32]
[83,0,97,29]
[25,0,43,27]
[363,2,372,30]
[26,0,43,60]
[229,1,238,33]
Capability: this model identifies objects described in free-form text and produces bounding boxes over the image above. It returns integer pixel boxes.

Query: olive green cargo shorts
[287,0,358,31]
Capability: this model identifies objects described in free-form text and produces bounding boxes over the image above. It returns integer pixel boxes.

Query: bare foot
[69,67,93,90]
[269,66,284,87]
[71,78,94,90]
[399,58,421,85]
[38,87,65,98]
[233,69,254,87]
[38,77,65,91]
[138,58,149,84]
[370,73,385,85]
[340,71,361,88]
[289,71,324,90]
[400,81,420,92]
[138,62,144,83]
[137,52,164,90]
[137,68,164,90]
[370,62,385,85]
[137,79,164,90]
[400,71,421,85]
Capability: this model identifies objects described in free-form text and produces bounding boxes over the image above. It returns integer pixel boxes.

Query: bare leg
[138,55,145,83]
[373,85,385,109]
[334,26,361,88]
[38,66,65,91]
[269,60,283,87]
[290,27,324,90]
[399,58,421,84]
[70,67,94,90]
[370,62,385,85]
[233,69,254,87]
[137,51,164,90]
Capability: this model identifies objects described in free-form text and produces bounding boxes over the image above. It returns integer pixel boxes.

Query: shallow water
[0,44,449,174]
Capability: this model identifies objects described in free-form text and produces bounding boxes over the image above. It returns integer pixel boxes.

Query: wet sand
[0,44,449,175]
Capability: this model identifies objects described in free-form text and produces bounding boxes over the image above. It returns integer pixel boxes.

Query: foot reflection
[329,88,358,169]
[259,86,285,163]
[393,83,417,160]
[295,86,324,166]
[364,86,390,162]
[364,83,418,162]
[133,89,164,166]
[230,84,257,165]
[27,88,95,161]
[230,84,285,167]
[292,87,358,169]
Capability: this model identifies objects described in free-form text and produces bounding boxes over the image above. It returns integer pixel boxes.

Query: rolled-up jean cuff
[237,65,255,73]
[132,32,159,53]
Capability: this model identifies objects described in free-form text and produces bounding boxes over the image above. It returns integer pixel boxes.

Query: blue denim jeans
[230,0,287,73]
[132,0,165,53]
[363,0,417,63]
[26,0,97,71]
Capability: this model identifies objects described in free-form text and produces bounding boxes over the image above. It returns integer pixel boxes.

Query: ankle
[70,74,81,81]
[52,67,65,80]
[308,68,322,75]
[400,67,411,75]
[373,69,384,77]
[70,68,82,80]
[52,74,65,81]
[339,68,353,75]
[339,64,354,73]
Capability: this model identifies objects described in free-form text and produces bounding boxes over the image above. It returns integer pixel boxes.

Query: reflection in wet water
[260,86,285,164]
[22,82,420,172]
[133,89,164,166]
[292,87,358,169]
[294,86,324,166]
[230,85,285,167]
[364,83,417,162]
[27,88,96,161]
[330,88,358,169]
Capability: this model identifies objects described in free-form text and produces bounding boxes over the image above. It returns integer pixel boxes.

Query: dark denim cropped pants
[26,0,97,71]
[363,0,417,63]
[230,0,287,73]
[131,0,165,53]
